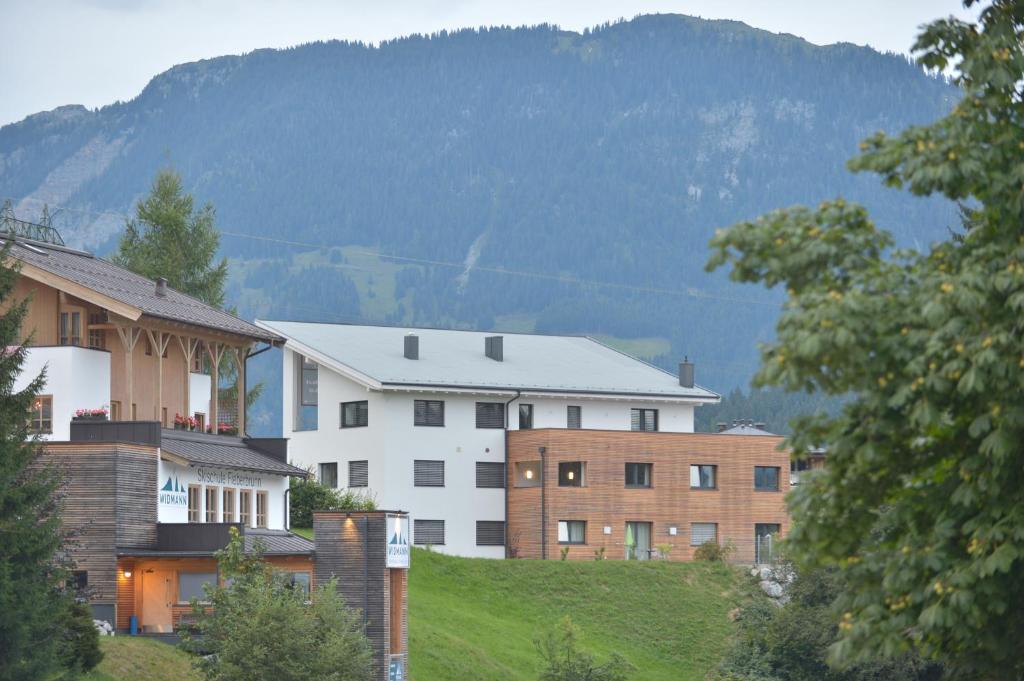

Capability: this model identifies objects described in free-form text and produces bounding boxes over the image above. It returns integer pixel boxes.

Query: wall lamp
[122,569,132,578]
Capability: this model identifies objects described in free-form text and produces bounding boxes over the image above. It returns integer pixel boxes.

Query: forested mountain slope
[0,15,958,418]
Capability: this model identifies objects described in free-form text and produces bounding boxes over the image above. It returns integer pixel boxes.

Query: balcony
[16,345,111,441]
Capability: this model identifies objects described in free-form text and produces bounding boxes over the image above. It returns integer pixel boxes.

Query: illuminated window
[558,462,585,487]
[28,395,52,434]
[514,461,541,487]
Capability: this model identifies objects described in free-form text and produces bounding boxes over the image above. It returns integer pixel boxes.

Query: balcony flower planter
[173,414,200,431]
[73,409,108,422]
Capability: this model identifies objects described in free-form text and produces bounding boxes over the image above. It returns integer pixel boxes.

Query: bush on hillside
[289,474,376,528]
[693,540,735,563]
[537,616,634,681]
[714,567,944,681]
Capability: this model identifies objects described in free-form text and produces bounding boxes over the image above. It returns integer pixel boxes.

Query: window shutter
[567,406,581,429]
[414,460,445,487]
[475,402,505,429]
[476,462,506,488]
[414,400,445,426]
[348,460,369,487]
[414,519,445,545]
[691,523,717,546]
[475,521,505,546]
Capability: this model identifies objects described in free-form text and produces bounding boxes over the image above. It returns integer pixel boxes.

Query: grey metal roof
[4,237,278,342]
[245,529,314,555]
[257,320,720,401]
[161,429,308,477]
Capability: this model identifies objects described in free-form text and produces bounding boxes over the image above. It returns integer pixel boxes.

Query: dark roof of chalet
[116,529,314,557]
[160,429,308,477]
[2,236,278,342]
[245,528,314,555]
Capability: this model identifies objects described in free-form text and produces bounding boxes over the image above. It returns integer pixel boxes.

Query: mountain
[0,15,959,430]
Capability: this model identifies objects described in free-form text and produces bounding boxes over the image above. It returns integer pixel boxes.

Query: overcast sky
[2,0,976,127]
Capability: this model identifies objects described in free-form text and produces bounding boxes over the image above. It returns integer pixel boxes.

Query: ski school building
[3,220,409,681]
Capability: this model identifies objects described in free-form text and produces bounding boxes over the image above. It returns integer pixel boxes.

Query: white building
[257,321,719,558]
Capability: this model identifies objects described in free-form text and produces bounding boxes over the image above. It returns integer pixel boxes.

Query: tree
[186,528,373,681]
[115,168,228,306]
[115,168,257,420]
[0,249,83,680]
[706,1,1024,677]
[536,617,634,681]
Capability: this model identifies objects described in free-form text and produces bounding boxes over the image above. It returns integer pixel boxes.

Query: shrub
[537,616,634,681]
[655,543,673,560]
[289,472,375,528]
[59,601,103,676]
[693,540,735,563]
[560,546,570,561]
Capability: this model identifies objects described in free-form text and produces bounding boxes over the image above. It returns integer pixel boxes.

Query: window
[625,462,652,488]
[255,491,268,528]
[286,572,311,598]
[348,460,369,487]
[755,466,781,491]
[414,400,444,426]
[558,520,586,544]
[631,408,658,432]
[476,521,505,546]
[518,403,534,429]
[514,461,542,487]
[558,461,585,487]
[162,407,168,427]
[205,487,219,522]
[567,405,582,429]
[319,462,338,488]
[178,572,217,603]
[110,401,121,421]
[475,402,505,428]
[414,519,445,545]
[28,395,52,434]
[59,310,81,346]
[239,489,251,527]
[193,341,205,373]
[295,354,318,431]
[132,403,137,420]
[70,570,88,592]
[222,488,236,522]
[414,460,444,487]
[188,485,201,523]
[476,462,505,488]
[194,412,205,432]
[144,336,168,358]
[88,314,106,350]
[690,464,717,490]
[341,400,368,428]
[691,523,718,546]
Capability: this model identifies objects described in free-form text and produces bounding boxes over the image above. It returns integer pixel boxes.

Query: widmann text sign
[386,514,410,569]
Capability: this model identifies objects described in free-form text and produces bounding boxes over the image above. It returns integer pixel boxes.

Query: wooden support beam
[115,326,141,419]
[175,335,201,422]
[232,345,249,436]
[145,329,171,425]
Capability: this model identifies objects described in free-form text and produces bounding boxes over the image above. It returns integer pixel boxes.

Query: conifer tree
[0,247,74,681]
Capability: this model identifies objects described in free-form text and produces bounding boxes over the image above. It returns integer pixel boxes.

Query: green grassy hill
[408,548,759,681]
[82,637,200,681]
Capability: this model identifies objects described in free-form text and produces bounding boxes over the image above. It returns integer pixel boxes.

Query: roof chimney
[716,422,728,433]
[678,357,694,388]
[754,422,767,430]
[155,277,167,297]
[404,333,419,360]
[485,335,503,362]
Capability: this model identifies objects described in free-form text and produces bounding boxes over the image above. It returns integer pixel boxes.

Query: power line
[11,195,780,307]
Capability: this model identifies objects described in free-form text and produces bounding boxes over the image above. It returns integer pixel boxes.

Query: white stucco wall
[157,458,289,530]
[188,372,211,420]
[17,346,111,441]
[280,346,703,558]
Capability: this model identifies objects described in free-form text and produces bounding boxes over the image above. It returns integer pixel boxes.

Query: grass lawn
[291,526,314,540]
[82,637,200,681]
[408,548,758,681]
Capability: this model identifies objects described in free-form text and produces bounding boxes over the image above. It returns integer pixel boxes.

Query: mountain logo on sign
[160,476,186,493]
[159,476,188,507]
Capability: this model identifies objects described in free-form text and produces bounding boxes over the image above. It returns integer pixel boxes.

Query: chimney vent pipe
[678,357,694,388]
[485,335,503,362]
[155,277,167,297]
[404,333,419,360]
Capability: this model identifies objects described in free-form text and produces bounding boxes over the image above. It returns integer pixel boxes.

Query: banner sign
[386,514,410,569]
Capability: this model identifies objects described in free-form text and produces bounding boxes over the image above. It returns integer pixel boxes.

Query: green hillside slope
[408,548,760,680]
[82,637,200,681]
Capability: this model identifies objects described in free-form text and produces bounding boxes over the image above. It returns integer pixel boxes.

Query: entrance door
[141,570,174,633]
[755,524,781,564]
[625,522,652,560]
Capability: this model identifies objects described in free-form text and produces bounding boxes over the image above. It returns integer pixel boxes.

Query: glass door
[625,522,652,560]
[755,523,781,564]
